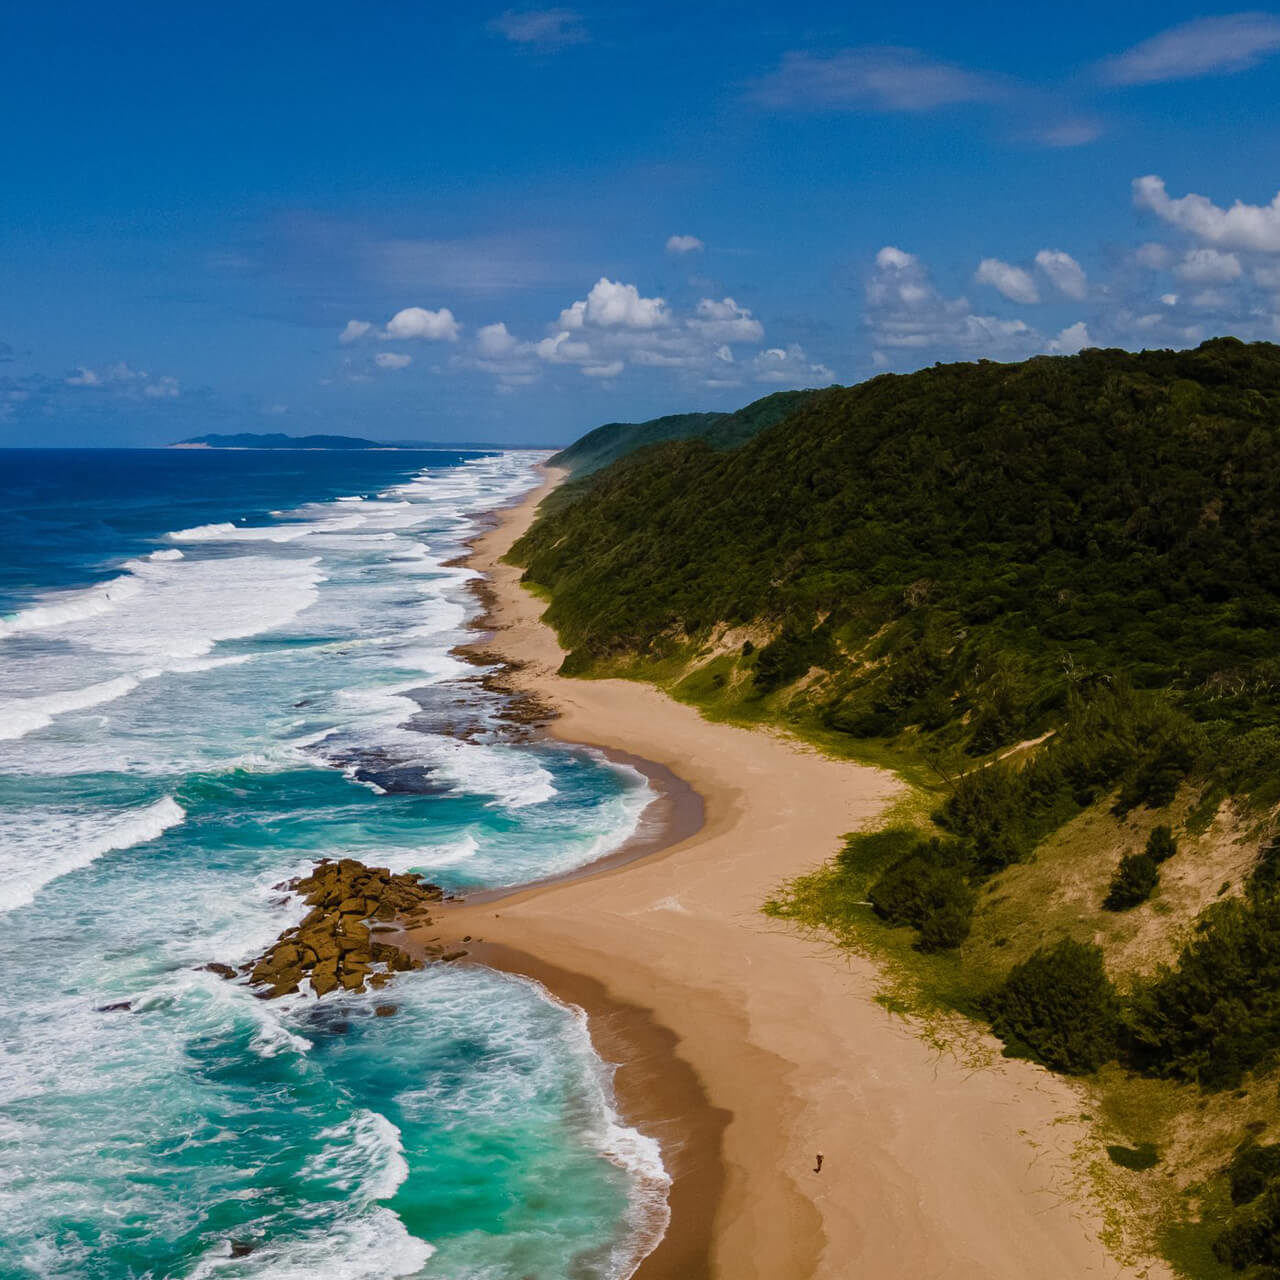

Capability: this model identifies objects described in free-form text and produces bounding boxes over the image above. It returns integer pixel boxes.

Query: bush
[1146,825,1178,863]
[1103,852,1160,911]
[1229,1142,1280,1206]
[986,939,1121,1074]
[1213,1182,1280,1271]
[1127,891,1280,1088]
[868,838,974,951]
[1106,1143,1159,1171]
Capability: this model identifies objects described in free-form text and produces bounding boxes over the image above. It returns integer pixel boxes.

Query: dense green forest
[517,339,1280,1275]
[548,388,818,476]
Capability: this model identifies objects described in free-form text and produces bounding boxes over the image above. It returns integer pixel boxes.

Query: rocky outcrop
[225,858,450,999]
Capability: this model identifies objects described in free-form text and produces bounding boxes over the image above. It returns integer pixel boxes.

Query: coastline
[413,469,1165,1279]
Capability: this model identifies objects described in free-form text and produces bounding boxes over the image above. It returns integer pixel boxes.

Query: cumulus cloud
[1035,249,1088,300]
[752,47,1003,112]
[1048,322,1093,355]
[581,360,623,379]
[374,352,412,370]
[475,322,521,359]
[666,234,704,254]
[559,278,670,330]
[687,297,765,343]
[1134,176,1280,253]
[487,8,587,49]
[1175,248,1244,284]
[339,319,372,344]
[975,258,1040,304]
[383,306,460,341]
[868,246,1039,363]
[1099,13,1280,85]
[751,345,835,386]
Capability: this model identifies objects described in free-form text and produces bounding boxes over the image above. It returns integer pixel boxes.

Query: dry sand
[413,471,1166,1280]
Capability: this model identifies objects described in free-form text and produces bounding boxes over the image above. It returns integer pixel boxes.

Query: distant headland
[169,432,525,451]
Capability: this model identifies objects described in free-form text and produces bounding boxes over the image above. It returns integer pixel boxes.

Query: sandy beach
[413,471,1164,1280]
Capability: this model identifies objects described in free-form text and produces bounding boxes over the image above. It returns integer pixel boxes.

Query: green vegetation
[1108,1143,1161,1171]
[516,339,1280,1274]
[987,939,1122,1073]
[548,389,818,476]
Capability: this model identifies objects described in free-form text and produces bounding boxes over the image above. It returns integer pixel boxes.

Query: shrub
[1213,1182,1280,1271]
[1106,1143,1159,1171]
[1146,825,1178,863]
[868,838,974,952]
[1127,891,1280,1088]
[986,939,1121,1073]
[1103,852,1160,911]
[1229,1142,1280,1206]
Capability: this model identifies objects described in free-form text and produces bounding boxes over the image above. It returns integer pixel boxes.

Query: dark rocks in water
[351,765,452,796]
[374,1004,398,1017]
[96,1000,132,1013]
[229,1240,255,1258]
[441,950,468,963]
[232,858,444,999]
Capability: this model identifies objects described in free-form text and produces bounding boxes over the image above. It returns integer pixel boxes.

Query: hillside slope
[516,338,1280,1276]
[548,388,819,476]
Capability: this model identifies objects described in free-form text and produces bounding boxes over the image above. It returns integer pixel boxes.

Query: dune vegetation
[516,338,1280,1275]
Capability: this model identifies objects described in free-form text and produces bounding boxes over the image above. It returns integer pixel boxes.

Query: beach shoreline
[411,468,1166,1279]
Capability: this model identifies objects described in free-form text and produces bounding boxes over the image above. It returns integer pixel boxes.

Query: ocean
[0,448,666,1278]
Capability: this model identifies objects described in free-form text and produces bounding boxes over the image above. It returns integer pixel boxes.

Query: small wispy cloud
[750,47,1005,113]
[1099,12,1280,85]
[488,8,587,51]
[666,234,704,254]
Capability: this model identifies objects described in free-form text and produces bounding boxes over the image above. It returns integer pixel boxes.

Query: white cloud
[1034,249,1088,300]
[751,345,834,386]
[687,297,765,343]
[1161,293,1179,306]
[65,361,180,399]
[1134,241,1173,270]
[339,319,372,344]
[1048,322,1093,355]
[975,258,1040,304]
[374,352,412,370]
[581,360,623,378]
[560,278,670,329]
[1254,263,1280,289]
[867,246,1040,362]
[1134,175,1280,253]
[1036,118,1104,148]
[1174,247,1243,283]
[666,234,704,254]
[475,322,520,358]
[383,306,460,341]
[1099,13,1280,85]
[875,246,917,272]
[487,8,587,49]
[752,47,1002,112]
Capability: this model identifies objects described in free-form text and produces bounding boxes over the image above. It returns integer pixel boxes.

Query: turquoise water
[0,450,666,1278]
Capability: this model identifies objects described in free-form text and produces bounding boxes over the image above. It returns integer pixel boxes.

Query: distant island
[173,432,390,450]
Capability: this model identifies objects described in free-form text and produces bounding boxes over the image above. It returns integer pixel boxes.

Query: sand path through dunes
[423,470,1165,1280]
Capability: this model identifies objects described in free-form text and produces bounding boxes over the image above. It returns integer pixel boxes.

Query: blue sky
[3,1,1280,445]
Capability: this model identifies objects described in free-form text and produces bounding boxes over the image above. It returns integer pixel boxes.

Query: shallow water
[0,448,666,1278]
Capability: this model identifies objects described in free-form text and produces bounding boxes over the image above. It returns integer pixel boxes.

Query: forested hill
[520,338,1280,765]
[548,388,818,475]
[520,338,1280,1270]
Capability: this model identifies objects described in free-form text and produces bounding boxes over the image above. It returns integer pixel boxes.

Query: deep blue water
[0,449,666,1279]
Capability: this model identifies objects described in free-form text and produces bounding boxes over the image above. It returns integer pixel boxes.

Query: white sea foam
[166,514,366,543]
[0,795,186,913]
[0,675,142,740]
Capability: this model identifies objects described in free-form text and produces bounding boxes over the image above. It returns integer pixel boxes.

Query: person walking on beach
[813,1151,823,1174]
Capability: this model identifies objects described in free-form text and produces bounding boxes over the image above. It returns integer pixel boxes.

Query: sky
[3,2,1280,446]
